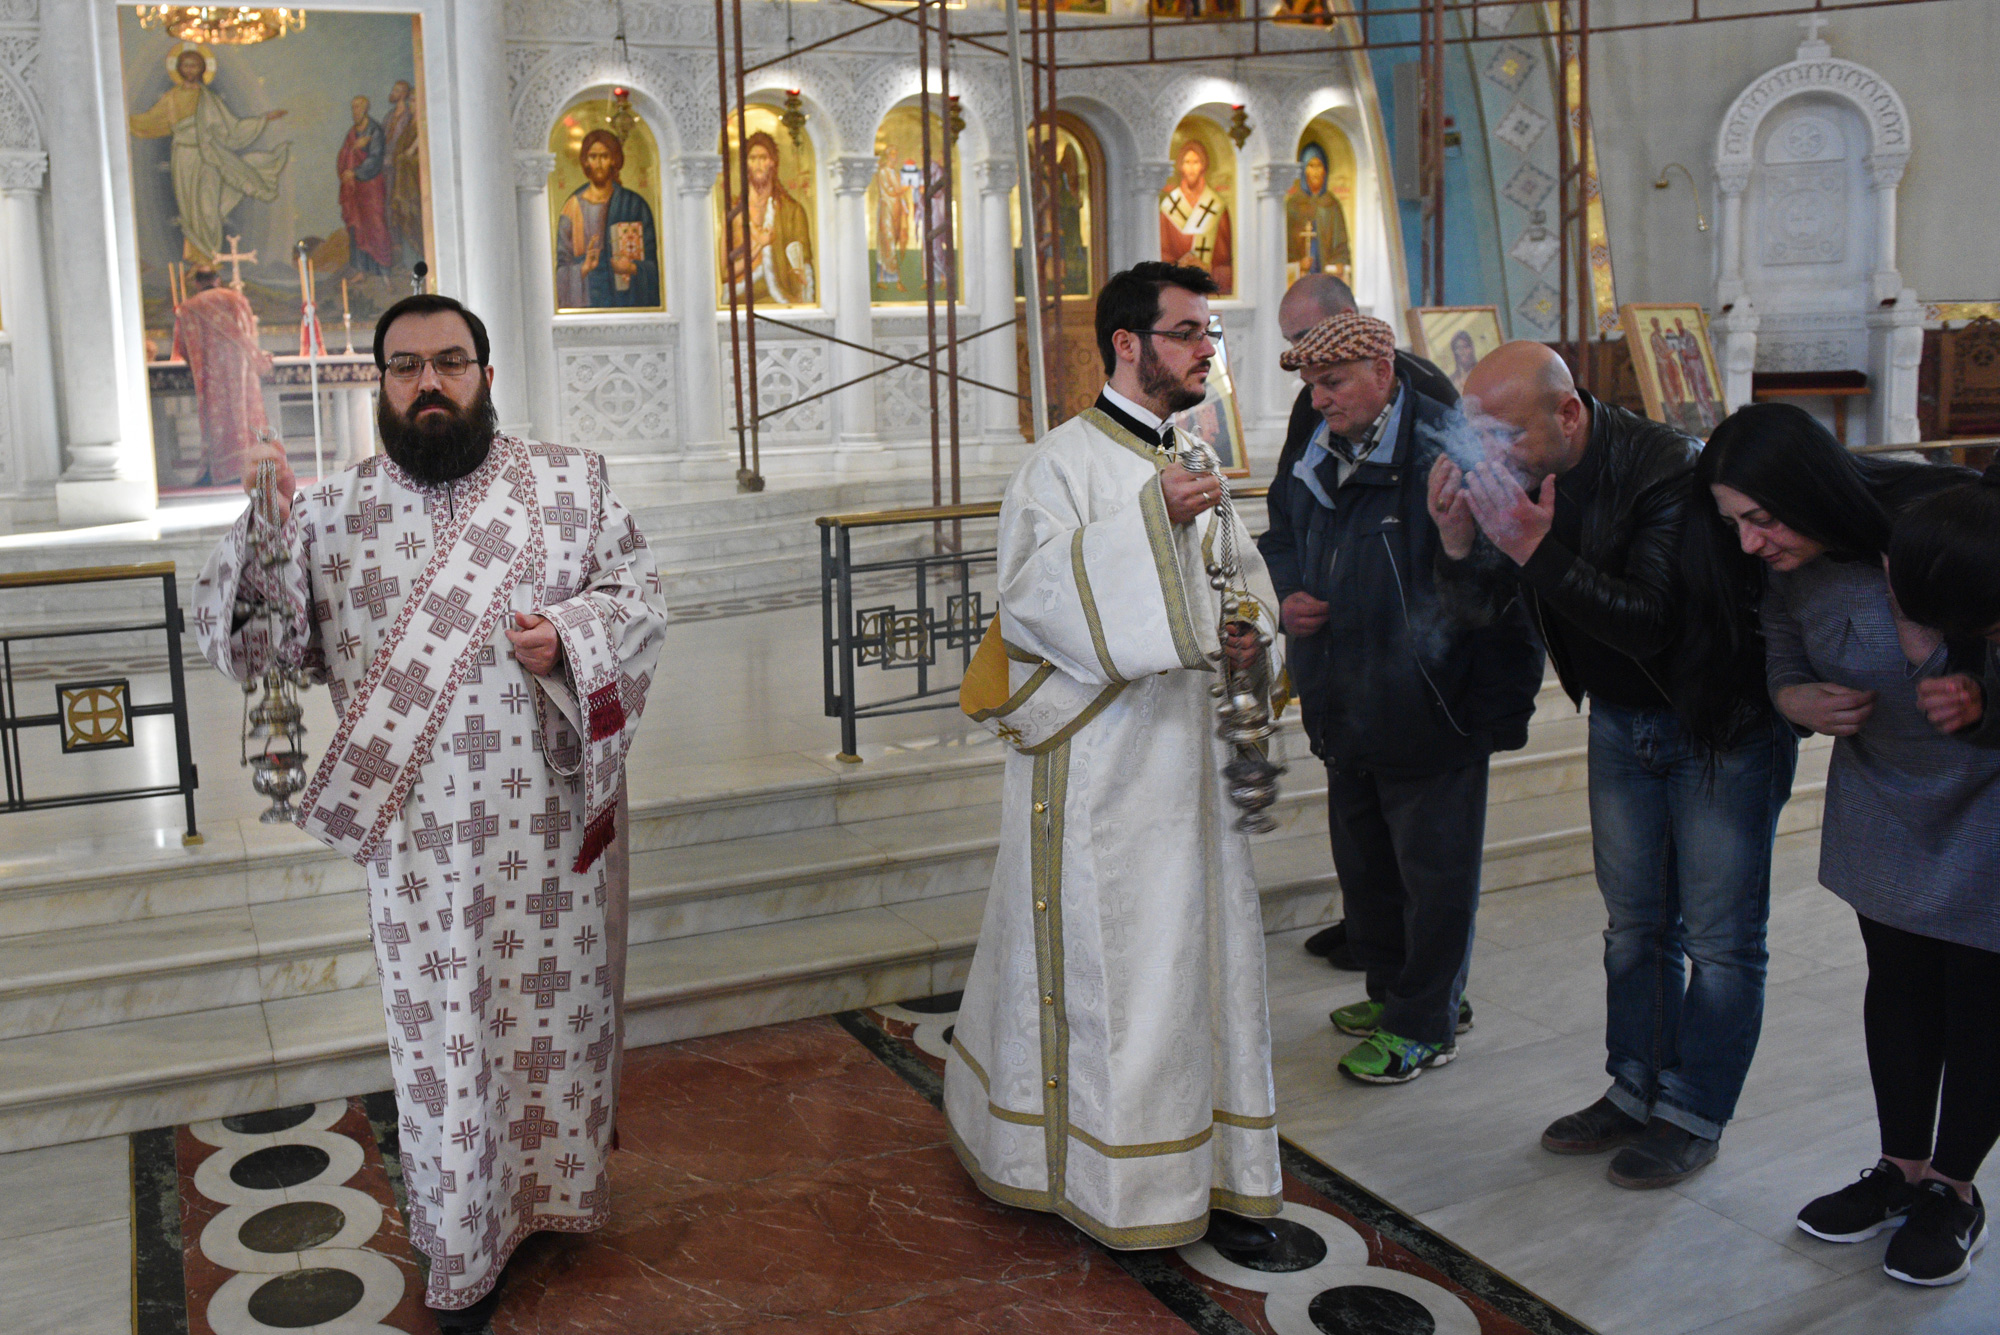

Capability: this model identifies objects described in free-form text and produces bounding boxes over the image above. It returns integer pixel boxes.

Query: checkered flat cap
[1279,311,1396,370]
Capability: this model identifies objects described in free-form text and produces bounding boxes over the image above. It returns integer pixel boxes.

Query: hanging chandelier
[135,7,307,45]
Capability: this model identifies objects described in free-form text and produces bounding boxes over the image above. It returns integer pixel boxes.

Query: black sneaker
[1607,1119,1719,1189]
[1541,1096,1647,1155]
[1796,1160,1921,1243]
[1883,1182,1987,1286]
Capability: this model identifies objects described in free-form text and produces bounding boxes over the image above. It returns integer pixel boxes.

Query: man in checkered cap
[1258,311,1542,1085]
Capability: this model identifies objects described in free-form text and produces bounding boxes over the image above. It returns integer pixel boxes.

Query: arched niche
[1710,26,1919,443]
[1160,109,1239,297]
[713,100,824,310]
[546,94,667,314]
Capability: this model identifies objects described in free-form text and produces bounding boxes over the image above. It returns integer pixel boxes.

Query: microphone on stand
[411,261,429,295]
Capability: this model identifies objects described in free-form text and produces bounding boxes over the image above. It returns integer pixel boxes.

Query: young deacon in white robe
[193,296,666,1324]
[946,263,1287,1253]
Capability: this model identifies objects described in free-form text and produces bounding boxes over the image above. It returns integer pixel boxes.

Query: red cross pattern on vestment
[314,802,367,843]
[375,907,410,960]
[413,811,455,865]
[389,987,434,1040]
[508,1108,559,1151]
[346,498,396,540]
[543,492,589,542]
[457,801,498,856]
[349,566,401,619]
[468,966,493,1017]
[527,877,573,929]
[521,955,572,1010]
[408,1065,449,1116]
[344,735,400,789]
[383,662,436,716]
[462,519,518,569]
[514,1034,567,1086]
[451,716,501,771]
[531,797,572,849]
[461,884,496,940]
[423,585,479,637]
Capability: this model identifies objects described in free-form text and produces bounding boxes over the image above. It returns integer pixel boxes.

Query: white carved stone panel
[873,338,979,441]
[1761,163,1846,266]
[733,341,830,439]
[560,346,681,451]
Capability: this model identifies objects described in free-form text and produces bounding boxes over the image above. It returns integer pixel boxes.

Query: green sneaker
[1329,998,1473,1037]
[1338,1030,1450,1085]
[1329,999,1385,1036]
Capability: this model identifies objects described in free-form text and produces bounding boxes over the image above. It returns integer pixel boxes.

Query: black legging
[1859,913,2000,1183]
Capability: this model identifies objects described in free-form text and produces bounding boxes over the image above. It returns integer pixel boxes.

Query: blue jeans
[1588,701,1799,1140]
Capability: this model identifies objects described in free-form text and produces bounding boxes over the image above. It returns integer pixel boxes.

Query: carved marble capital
[0,151,48,194]
[513,152,557,193]
[830,155,876,196]
[672,153,724,196]
[971,156,1017,197]
[1714,164,1751,198]
[1251,161,1295,198]
[1865,154,1908,190]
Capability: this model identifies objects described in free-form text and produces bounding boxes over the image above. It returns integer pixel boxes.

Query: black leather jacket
[1510,389,1699,707]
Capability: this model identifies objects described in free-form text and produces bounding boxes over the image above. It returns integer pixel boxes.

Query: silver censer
[1174,434,1284,833]
[238,451,312,823]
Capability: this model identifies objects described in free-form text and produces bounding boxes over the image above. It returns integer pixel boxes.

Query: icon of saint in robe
[338,95,394,276]
[555,129,660,309]
[1160,139,1232,293]
[126,45,290,265]
[1285,143,1350,281]
[719,131,816,306]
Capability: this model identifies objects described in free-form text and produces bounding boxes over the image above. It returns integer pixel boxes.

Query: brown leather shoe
[1541,1096,1647,1154]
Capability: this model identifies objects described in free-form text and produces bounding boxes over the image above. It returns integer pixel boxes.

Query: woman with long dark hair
[1683,403,1997,1287]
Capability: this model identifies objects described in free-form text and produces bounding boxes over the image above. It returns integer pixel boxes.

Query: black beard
[378,383,496,484]
[1139,341,1209,415]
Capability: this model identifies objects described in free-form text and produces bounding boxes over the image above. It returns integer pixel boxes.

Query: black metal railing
[818,486,1269,760]
[819,503,1002,762]
[0,561,201,844]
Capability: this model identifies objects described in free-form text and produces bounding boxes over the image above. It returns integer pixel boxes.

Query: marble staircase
[0,680,1831,1153]
[0,469,1009,661]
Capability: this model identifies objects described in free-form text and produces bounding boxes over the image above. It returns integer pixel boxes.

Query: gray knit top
[1763,558,2000,952]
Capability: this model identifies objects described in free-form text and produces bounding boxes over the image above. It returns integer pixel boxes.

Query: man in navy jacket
[1259,312,1543,1084]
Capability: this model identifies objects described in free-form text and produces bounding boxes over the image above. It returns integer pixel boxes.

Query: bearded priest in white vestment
[945,263,1287,1254]
[194,295,667,1328]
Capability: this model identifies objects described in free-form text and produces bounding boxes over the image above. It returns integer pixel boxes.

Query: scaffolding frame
[715,0,1958,482]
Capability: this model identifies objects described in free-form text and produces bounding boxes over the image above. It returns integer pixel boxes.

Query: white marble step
[0,756,1832,1153]
[0,735,1827,1047]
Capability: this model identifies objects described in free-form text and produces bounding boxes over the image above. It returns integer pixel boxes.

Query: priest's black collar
[1092,391,1164,448]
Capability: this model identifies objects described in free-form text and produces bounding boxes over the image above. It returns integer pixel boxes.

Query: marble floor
[3,825,1994,1333]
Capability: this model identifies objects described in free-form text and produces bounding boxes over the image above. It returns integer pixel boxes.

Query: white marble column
[1710,300,1760,419]
[451,10,529,433]
[1868,291,1923,446]
[0,153,60,491]
[1866,158,1907,307]
[973,157,1022,449]
[1129,161,1172,272]
[1713,167,1750,308]
[1250,161,1294,435]
[513,152,561,443]
[43,1,148,522]
[671,153,726,454]
[830,154,886,474]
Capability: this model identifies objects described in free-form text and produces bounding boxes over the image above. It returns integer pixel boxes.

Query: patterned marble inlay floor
[125,1011,1589,1335]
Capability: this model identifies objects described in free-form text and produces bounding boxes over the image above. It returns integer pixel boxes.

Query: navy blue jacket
[1257,373,1544,776]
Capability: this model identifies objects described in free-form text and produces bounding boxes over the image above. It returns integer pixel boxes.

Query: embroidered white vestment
[942,409,1285,1249]
[194,437,666,1309]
